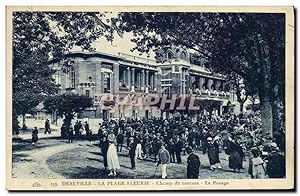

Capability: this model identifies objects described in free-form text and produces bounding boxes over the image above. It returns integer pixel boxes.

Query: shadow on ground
[46,144,250,179]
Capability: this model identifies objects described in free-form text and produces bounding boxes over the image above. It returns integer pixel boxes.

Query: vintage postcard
[6,6,295,191]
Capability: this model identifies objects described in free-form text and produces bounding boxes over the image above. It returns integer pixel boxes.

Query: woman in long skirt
[107,130,120,176]
[226,137,244,172]
[32,127,38,144]
[206,137,221,170]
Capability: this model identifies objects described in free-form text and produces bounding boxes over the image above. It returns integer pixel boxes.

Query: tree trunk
[259,93,273,137]
[271,101,280,136]
[22,114,26,130]
[65,114,73,130]
[256,33,273,138]
[55,114,58,126]
[240,102,244,114]
[62,113,74,137]
[13,112,20,135]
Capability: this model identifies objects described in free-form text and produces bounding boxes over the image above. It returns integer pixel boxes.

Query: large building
[49,45,234,120]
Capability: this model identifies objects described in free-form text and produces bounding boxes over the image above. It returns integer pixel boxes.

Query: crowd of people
[31,111,285,179]
[94,111,286,179]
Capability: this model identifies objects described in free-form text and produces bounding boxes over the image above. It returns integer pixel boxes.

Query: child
[251,148,266,179]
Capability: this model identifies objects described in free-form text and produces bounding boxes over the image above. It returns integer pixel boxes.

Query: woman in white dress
[106,129,120,176]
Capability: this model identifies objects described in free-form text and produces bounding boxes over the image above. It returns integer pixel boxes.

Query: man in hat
[68,127,74,143]
[116,130,124,152]
[128,137,137,170]
[84,121,90,137]
[174,135,184,164]
[100,134,109,172]
[152,133,161,162]
[201,128,209,154]
[266,142,285,178]
[186,146,201,178]
[44,119,51,134]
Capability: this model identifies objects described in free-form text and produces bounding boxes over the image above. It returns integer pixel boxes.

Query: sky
[71,12,156,60]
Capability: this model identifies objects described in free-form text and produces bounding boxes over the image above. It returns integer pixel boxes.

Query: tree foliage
[117,12,285,136]
[12,12,113,131]
[44,94,93,132]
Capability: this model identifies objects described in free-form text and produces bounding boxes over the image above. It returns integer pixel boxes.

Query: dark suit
[174,139,183,164]
[128,142,136,169]
[187,153,201,178]
[266,151,285,178]
[100,140,109,169]
[116,133,124,152]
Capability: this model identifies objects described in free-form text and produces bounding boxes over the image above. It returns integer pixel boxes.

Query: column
[109,72,113,93]
[145,70,149,93]
[113,63,119,93]
[152,73,155,89]
[122,69,126,85]
[155,72,161,92]
[146,70,149,87]
[154,72,158,92]
[131,68,135,89]
[150,73,154,90]
[139,72,142,88]
[141,70,145,90]
[127,67,131,89]
[137,72,140,88]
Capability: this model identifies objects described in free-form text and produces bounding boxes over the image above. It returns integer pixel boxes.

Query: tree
[12,12,113,132]
[43,94,93,136]
[13,47,58,130]
[117,12,285,136]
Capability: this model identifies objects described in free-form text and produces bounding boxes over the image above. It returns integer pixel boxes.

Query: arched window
[180,51,187,60]
[85,90,90,97]
[167,51,174,60]
[67,66,75,89]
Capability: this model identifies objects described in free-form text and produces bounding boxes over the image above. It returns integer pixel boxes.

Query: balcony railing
[118,86,157,94]
[192,89,230,99]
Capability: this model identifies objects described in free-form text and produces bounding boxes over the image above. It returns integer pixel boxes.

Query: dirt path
[12,142,80,179]
[12,138,251,179]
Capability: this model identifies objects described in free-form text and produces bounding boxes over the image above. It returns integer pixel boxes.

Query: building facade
[50,46,234,120]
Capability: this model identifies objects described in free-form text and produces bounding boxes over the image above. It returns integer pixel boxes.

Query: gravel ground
[12,137,251,179]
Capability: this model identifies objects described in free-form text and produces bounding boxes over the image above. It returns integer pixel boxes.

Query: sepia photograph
[6,6,295,191]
